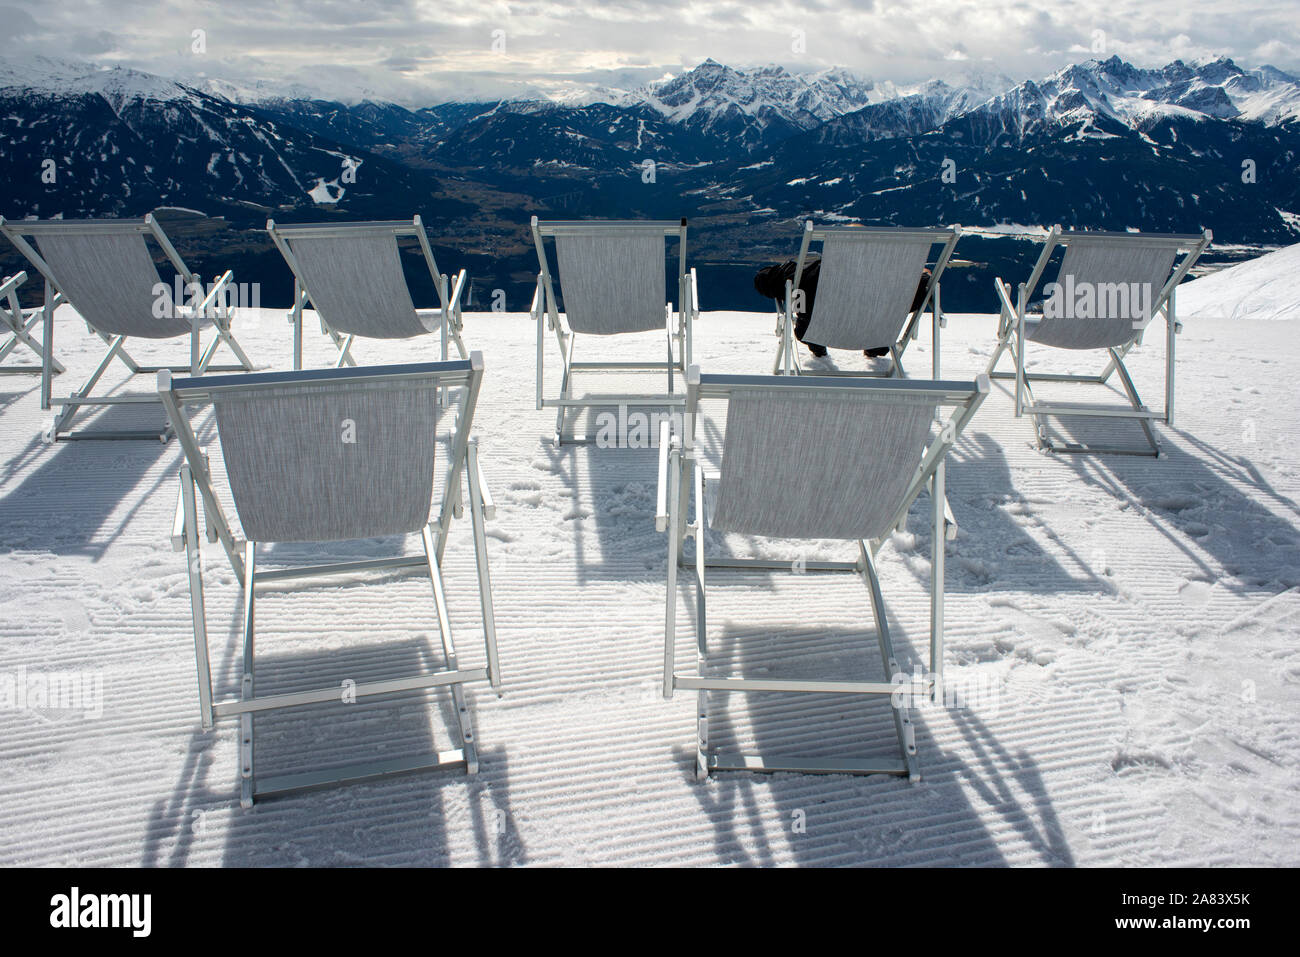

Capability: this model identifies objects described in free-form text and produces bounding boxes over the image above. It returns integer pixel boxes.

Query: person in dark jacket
[754,259,931,359]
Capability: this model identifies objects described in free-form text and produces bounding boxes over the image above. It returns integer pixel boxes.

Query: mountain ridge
[1,53,1296,312]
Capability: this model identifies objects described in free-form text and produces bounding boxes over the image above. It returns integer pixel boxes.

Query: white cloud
[4,0,1297,104]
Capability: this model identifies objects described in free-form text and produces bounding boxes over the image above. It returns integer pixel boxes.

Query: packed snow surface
[0,304,1297,866]
[1177,243,1300,321]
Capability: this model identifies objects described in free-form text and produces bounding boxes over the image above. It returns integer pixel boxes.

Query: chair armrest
[196,270,234,318]
[655,420,673,532]
[0,270,25,300]
[171,447,216,548]
[993,278,1017,326]
[531,272,559,331]
[447,268,468,317]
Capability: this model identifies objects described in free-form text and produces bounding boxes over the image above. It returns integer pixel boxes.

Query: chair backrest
[533,219,684,336]
[691,373,987,542]
[800,225,959,351]
[162,358,482,545]
[1031,235,1179,350]
[269,220,440,339]
[1020,229,1210,351]
[0,217,192,339]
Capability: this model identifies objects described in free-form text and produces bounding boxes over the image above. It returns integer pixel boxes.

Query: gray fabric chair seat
[287,233,433,339]
[1024,316,1140,351]
[1026,240,1177,351]
[804,236,932,351]
[554,229,667,335]
[710,389,938,541]
[213,379,442,543]
[36,231,194,339]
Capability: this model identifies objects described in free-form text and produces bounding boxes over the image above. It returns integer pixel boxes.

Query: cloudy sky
[3,0,1296,104]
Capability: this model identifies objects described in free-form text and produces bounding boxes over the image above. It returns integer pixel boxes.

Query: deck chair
[986,226,1212,456]
[0,271,64,375]
[267,217,467,370]
[773,221,961,378]
[159,354,500,806]
[0,215,255,441]
[531,216,696,444]
[657,367,988,780]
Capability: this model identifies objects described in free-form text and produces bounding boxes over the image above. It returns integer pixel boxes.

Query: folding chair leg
[773,305,800,376]
[929,461,945,696]
[180,466,215,731]
[0,308,64,373]
[41,282,55,409]
[677,513,920,779]
[227,529,487,805]
[772,320,788,375]
[554,332,576,443]
[663,444,682,701]
[983,332,1011,379]
[888,342,907,379]
[333,333,357,368]
[420,526,478,774]
[450,322,470,362]
[195,327,225,375]
[465,440,502,691]
[695,689,710,781]
[784,309,799,376]
[291,286,305,371]
[1164,306,1177,426]
[1108,348,1161,455]
[666,325,674,396]
[239,542,256,809]
[860,543,920,780]
[48,335,127,439]
[1025,348,1160,457]
[213,317,256,372]
[691,460,706,658]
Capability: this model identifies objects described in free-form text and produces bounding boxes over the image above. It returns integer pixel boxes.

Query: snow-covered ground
[1,304,1297,866]
[1178,242,1300,321]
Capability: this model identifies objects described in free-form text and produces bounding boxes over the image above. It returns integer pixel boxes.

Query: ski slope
[0,303,1297,866]
[1178,243,1300,322]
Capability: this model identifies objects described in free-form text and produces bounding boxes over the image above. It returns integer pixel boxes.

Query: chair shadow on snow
[1042,417,1300,597]
[0,380,40,416]
[652,416,1081,865]
[538,438,666,585]
[675,622,1074,866]
[679,425,1105,599]
[930,429,1120,597]
[140,579,524,866]
[0,403,174,559]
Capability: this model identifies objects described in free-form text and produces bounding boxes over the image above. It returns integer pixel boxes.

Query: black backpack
[754,258,821,319]
[753,258,933,320]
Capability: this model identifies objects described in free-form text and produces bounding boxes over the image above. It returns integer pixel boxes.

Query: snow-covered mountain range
[0,53,1297,310]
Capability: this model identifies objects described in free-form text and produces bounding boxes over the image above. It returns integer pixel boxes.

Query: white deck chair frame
[531,217,696,444]
[267,217,468,370]
[657,367,988,780]
[0,214,254,441]
[0,271,65,376]
[773,221,961,379]
[160,355,500,807]
[987,226,1212,456]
